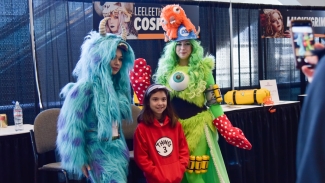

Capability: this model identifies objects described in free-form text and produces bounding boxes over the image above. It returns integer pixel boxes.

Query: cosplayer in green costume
[154,5,251,183]
[154,30,252,183]
[131,39,251,182]
[155,37,224,183]
[130,5,252,183]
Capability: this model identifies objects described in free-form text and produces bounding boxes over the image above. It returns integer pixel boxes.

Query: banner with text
[260,9,325,38]
[93,2,199,40]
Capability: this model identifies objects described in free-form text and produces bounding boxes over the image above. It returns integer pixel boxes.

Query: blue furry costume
[56,30,134,183]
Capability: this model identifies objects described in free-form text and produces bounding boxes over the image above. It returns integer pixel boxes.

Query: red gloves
[213,114,252,150]
[129,58,152,105]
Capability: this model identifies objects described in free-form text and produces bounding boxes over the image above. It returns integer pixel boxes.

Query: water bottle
[13,101,24,131]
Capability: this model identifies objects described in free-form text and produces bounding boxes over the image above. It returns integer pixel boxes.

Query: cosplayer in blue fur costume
[56,17,134,183]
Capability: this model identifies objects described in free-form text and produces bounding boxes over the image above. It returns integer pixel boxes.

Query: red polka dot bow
[129,58,152,105]
[213,114,252,150]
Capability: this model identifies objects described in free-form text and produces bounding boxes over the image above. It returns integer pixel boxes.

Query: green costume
[155,49,229,182]
[154,6,251,182]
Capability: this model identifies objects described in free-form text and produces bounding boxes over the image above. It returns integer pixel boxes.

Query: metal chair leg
[60,169,69,183]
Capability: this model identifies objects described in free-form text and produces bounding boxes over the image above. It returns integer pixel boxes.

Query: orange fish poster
[93,2,199,40]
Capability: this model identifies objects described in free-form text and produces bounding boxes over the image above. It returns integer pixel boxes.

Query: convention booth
[0,125,34,183]
[220,101,300,183]
[0,102,300,183]
[0,0,324,182]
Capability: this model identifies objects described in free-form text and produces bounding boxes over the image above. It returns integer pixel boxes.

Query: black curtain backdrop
[32,1,288,112]
[1,1,324,183]
[0,0,39,125]
[219,102,301,183]
[32,1,94,110]
[31,1,325,115]
[1,2,325,126]
[1,0,325,127]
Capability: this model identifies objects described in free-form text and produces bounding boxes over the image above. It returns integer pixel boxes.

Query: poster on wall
[93,2,199,40]
[260,9,325,38]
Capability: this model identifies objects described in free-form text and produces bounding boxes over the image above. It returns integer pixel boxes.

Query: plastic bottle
[13,101,23,131]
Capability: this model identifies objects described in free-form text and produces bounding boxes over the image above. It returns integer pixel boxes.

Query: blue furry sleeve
[56,82,92,176]
[117,91,132,123]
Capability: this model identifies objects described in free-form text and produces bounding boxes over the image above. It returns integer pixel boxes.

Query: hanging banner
[93,2,199,40]
[260,9,325,38]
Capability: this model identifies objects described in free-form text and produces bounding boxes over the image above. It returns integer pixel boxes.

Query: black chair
[30,108,69,183]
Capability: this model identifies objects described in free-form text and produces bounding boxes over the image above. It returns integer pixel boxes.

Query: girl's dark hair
[137,84,178,128]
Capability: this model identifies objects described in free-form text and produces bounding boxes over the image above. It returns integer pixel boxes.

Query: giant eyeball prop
[169,71,189,91]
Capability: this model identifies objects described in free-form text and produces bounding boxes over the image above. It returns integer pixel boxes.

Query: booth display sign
[93,2,199,40]
[260,80,279,102]
[260,9,325,38]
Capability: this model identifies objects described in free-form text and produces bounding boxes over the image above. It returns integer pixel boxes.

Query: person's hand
[302,43,325,82]
[81,165,91,178]
[283,30,291,38]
